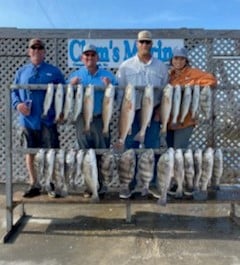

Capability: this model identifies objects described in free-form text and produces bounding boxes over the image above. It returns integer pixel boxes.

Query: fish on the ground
[156,148,174,206]
[55,149,68,197]
[160,84,173,134]
[34,149,45,186]
[134,85,154,143]
[102,84,115,136]
[43,83,54,117]
[184,148,195,192]
[200,85,212,119]
[212,148,223,189]
[201,147,214,191]
[191,84,200,119]
[172,148,185,198]
[100,150,115,190]
[179,84,192,124]
[72,84,83,122]
[45,148,56,193]
[83,84,94,133]
[171,84,182,125]
[63,84,74,122]
[74,149,85,188]
[193,148,202,191]
[118,149,136,199]
[118,84,136,146]
[65,149,76,189]
[82,149,99,202]
[135,149,155,196]
[54,83,64,122]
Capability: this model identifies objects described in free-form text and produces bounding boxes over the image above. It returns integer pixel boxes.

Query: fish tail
[133,132,144,143]
[157,196,167,206]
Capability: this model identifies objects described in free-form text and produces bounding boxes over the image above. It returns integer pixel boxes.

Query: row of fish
[117,83,212,146]
[34,147,223,205]
[43,83,115,135]
[34,148,99,201]
[160,84,212,133]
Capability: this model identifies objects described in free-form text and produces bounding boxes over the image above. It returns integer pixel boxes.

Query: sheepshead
[118,84,136,145]
[45,149,55,192]
[201,147,214,191]
[63,84,74,121]
[83,84,94,133]
[65,149,76,189]
[200,85,212,119]
[34,149,45,186]
[82,149,99,202]
[193,148,202,191]
[173,149,184,198]
[55,149,68,197]
[134,85,154,144]
[179,84,192,124]
[54,83,64,122]
[171,84,182,125]
[118,149,136,199]
[74,149,85,188]
[135,149,154,196]
[156,148,174,206]
[43,83,54,117]
[184,149,195,192]
[160,84,173,134]
[191,84,200,119]
[102,84,115,136]
[100,150,115,189]
[72,84,83,122]
[212,148,223,189]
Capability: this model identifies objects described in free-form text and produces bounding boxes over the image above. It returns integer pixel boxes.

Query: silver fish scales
[173,148,185,198]
[135,149,154,196]
[212,148,223,189]
[201,147,214,191]
[193,148,202,191]
[54,83,64,122]
[184,148,195,192]
[43,83,54,117]
[118,149,136,199]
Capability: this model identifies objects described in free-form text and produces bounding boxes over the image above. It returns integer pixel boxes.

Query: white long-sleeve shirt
[117,55,168,109]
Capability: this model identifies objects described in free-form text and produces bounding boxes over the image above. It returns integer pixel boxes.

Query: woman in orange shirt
[167,47,217,148]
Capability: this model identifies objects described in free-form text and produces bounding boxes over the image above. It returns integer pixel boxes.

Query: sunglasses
[139,40,152,45]
[84,52,96,57]
[31,46,44,50]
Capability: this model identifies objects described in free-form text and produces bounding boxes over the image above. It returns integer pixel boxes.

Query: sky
[0,0,240,30]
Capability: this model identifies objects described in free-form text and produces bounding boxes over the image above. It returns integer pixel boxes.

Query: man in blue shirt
[68,44,117,149]
[12,38,65,197]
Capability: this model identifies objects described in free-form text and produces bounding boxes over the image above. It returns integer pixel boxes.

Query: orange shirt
[168,66,217,130]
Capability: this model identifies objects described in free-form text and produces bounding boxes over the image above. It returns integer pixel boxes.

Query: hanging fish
[43,83,54,117]
[83,84,94,133]
[191,84,200,119]
[102,84,115,136]
[173,148,185,198]
[118,149,136,199]
[74,149,85,188]
[82,149,100,202]
[212,148,223,189]
[134,84,154,144]
[200,85,212,119]
[63,84,74,121]
[193,148,202,191]
[135,149,154,196]
[55,149,68,197]
[184,148,195,193]
[171,84,182,125]
[72,84,83,122]
[179,84,192,124]
[54,83,64,122]
[201,147,214,191]
[65,149,76,189]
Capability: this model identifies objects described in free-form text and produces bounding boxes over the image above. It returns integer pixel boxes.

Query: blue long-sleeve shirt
[67,66,117,115]
[12,61,65,129]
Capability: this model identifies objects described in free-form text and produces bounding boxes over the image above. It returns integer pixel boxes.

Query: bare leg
[26,154,37,186]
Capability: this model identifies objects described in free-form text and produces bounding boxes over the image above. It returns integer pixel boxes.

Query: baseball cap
[137,30,152,41]
[28,38,45,49]
[172,47,188,58]
[83,44,97,54]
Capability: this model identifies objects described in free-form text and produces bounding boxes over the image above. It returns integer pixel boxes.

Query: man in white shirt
[116,30,168,149]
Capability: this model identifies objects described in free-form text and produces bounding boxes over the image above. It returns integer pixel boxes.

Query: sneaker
[119,188,132,199]
[23,186,41,198]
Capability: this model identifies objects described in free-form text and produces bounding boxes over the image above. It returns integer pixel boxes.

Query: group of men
[12,30,217,198]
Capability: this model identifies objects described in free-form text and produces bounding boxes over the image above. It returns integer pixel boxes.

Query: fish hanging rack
[3,84,240,244]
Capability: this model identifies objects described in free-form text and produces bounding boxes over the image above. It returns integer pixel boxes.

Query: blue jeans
[166,126,194,149]
[125,110,161,149]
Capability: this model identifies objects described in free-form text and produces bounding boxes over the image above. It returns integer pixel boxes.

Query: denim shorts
[22,124,60,148]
